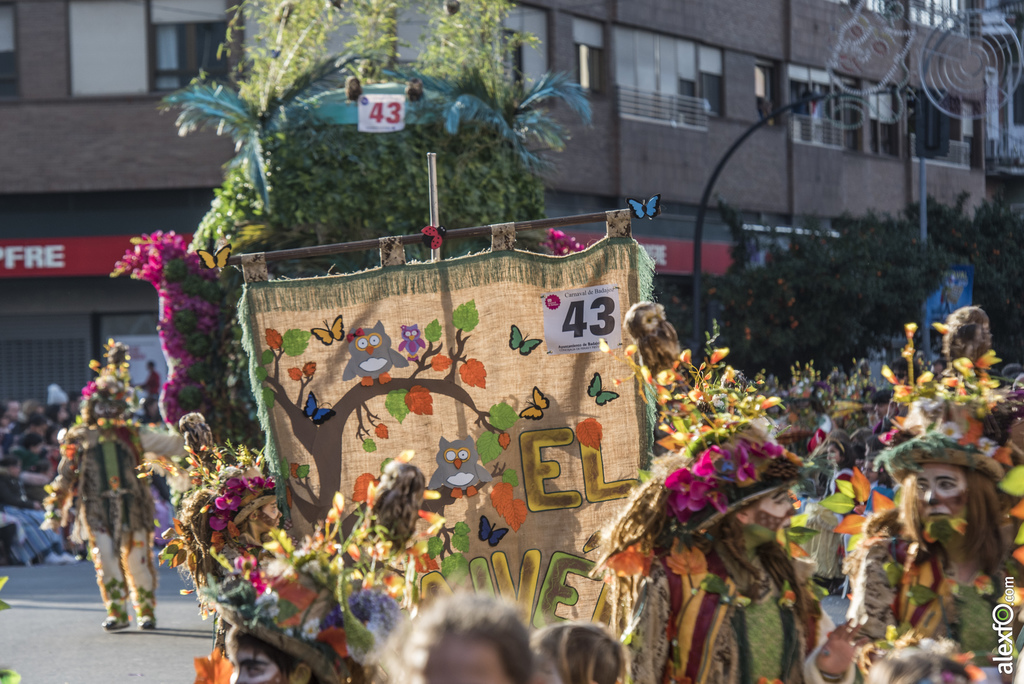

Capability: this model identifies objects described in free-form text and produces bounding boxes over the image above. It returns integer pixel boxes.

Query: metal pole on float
[427,152,441,262]
[920,153,931,363]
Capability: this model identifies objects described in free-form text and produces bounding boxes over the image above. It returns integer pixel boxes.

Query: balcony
[910,133,972,168]
[986,134,1024,175]
[617,86,708,130]
[789,114,844,149]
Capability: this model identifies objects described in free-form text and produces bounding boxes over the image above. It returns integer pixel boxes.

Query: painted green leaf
[489,403,519,431]
[700,574,728,595]
[884,561,903,587]
[379,458,394,474]
[452,300,479,332]
[282,329,312,357]
[385,389,410,424]
[424,319,442,343]
[785,526,819,545]
[907,584,937,605]
[451,522,470,552]
[427,536,443,559]
[262,387,275,408]
[454,521,470,537]
[502,468,519,487]
[362,439,377,453]
[476,432,502,464]
[295,464,310,479]
[255,367,268,381]
[1000,465,1024,496]
[819,493,855,514]
[261,349,274,365]
[441,552,469,582]
[836,479,855,499]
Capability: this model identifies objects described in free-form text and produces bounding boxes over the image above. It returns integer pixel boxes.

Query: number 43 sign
[542,284,622,355]
[358,94,406,133]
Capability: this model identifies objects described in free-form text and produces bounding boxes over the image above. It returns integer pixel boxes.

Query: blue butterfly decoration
[303,391,337,426]
[479,515,510,547]
[626,194,662,220]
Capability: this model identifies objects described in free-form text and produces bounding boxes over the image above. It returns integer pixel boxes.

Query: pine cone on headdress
[763,457,799,481]
[625,301,680,375]
[372,461,425,549]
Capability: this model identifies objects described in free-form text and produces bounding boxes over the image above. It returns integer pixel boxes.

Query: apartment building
[0,0,992,399]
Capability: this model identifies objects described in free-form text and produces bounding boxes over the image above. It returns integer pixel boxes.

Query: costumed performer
[43,341,187,631]
[844,314,1024,681]
[596,341,865,684]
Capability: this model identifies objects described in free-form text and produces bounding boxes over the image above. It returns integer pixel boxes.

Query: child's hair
[865,642,970,684]
[531,621,626,684]
[399,593,533,684]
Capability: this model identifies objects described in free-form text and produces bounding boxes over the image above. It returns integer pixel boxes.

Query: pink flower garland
[542,229,585,256]
[113,231,219,423]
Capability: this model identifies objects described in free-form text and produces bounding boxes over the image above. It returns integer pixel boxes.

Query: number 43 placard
[358,94,406,133]
[542,284,622,355]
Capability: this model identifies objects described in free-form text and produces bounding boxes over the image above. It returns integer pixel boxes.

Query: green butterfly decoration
[587,372,619,406]
[509,325,542,356]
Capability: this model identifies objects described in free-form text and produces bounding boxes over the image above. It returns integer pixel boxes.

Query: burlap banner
[240,236,653,624]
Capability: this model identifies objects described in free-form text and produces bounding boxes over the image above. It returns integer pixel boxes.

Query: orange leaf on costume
[287,367,303,381]
[834,515,866,535]
[431,354,452,372]
[498,432,511,450]
[194,647,233,684]
[577,418,603,450]
[851,468,871,503]
[872,490,896,512]
[994,447,1013,466]
[265,329,283,351]
[666,543,708,576]
[375,423,389,439]
[605,544,652,577]
[316,627,349,659]
[959,419,984,447]
[353,473,379,503]
[270,577,319,627]
[459,359,487,388]
[302,362,316,377]
[1010,498,1024,520]
[1013,546,1024,566]
[788,542,810,558]
[405,385,433,415]
[227,521,240,538]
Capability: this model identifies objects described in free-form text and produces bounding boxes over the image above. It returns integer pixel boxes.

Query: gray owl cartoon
[342,320,410,385]
[427,436,493,499]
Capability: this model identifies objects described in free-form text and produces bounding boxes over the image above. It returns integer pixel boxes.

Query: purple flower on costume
[665,468,713,522]
[208,475,276,533]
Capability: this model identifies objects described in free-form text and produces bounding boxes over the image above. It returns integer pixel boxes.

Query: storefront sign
[0,235,172,278]
[563,231,732,276]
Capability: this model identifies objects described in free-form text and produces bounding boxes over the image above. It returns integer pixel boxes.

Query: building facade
[0,0,995,400]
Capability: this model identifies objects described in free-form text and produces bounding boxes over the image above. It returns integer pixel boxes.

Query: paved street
[0,561,214,683]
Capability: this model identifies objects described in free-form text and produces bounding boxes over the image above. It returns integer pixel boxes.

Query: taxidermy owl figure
[427,436,492,499]
[342,321,409,386]
[398,324,427,361]
[625,301,680,375]
[372,460,426,549]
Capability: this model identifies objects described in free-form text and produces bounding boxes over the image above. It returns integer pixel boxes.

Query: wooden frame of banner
[235,210,632,283]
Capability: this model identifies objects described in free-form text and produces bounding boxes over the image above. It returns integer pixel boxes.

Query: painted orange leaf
[577,418,603,450]
[459,359,487,388]
[375,423,389,439]
[405,385,433,415]
[498,432,511,450]
[353,473,379,503]
[834,515,866,535]
[490,482,514,516]
[316,627,349,659]
[287,367,303,381]
[872,490,896,513]
[302,362,316,377]
[266,328,283,350]
[1010,498,1024,520]
[851,467,871,503]
[194,648,233,684]
[431,354,452,372]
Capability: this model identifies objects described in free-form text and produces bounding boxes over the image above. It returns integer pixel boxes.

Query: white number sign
[541,284,622,355]
[357,94,406,133]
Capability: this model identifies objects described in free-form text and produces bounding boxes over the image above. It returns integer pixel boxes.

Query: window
[755,61,774,120]
[910,0,958,27]
[1014,81,1024,126]
[614,29,723,116]
[869,89,900,156]
[574,18,603,93]
[0,5,15,98]
[503,7,547,83]
[153,21,228,90]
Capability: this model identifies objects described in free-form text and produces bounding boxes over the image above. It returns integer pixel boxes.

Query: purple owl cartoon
[398,324,427,361]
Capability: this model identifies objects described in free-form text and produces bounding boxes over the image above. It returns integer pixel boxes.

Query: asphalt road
[0,561,215,683]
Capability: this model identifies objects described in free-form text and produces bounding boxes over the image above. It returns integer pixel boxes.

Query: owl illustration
[342,321,410,386]
[427,436,492,499]
[398,324,427,361]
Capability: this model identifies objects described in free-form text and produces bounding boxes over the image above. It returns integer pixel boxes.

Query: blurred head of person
[865,640,970,684]
[3,401,18,422]
[225,626,317,684]
[45,403,69,426]
[398,593,534,684]
[0,457,21,477]
[868,390,893,426]
[26,414,48,437]
[531,621,626,684]
[21,399,43,421]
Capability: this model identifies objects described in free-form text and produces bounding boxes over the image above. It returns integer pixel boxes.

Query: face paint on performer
[916,463,968,519]
[230,648,286,684]
[736,488,795,532]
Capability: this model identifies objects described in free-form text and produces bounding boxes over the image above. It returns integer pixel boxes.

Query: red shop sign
[0,235,153,278]
[563,231,733,276]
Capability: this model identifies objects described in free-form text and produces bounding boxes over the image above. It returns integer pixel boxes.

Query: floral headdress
[197,455,441,683]
[79,339,137,426]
